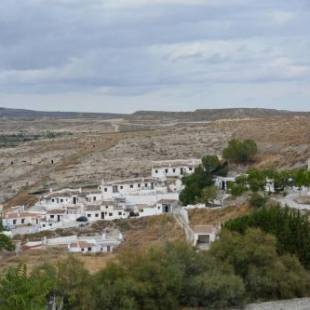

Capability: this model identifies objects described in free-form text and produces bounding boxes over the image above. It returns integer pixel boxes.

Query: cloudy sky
[0,0,309,113]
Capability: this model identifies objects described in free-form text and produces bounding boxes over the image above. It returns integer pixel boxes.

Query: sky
[0,0,309,113]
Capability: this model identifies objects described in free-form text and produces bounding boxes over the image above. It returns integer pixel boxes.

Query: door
[101,212,105,219]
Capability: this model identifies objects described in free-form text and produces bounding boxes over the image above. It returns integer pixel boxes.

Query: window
[106,205,108,209]
[109,213,113,216]
[130,184,133,188]
[93,196,96,201]
[60,199,63,203]
[173,168,176,173]
[88,247,92,252]
[120,185,123,189]
[50,215,54,219]
[165,169,168,173]
[104,188,108,192]
[138,184,141,187]
[189,167,193,171]
[21,219,25,224]
[13,219,16,225]
[95,213,99,217]
[155,170,158,173]
[104,212,107,215]
[158,206,160,209]
[81,248,84,252]
[52,199,55,202]
[87,214,91,217]
[144,183,148,187]
[43,224,46,227]
[140,209,144,212]
[118,212,122,216]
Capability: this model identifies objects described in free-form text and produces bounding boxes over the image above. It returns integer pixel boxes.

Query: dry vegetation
[189,203,252,226]
[0,214,184,273]
[1,116,309,205]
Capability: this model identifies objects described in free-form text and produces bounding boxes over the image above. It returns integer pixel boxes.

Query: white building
[37,188,83,210]
[151,159,200,180]
[68,230,123,254]
[192,225,219,250]
[214,176,237,191]
[2,210,45,229]
[99,177,164,200]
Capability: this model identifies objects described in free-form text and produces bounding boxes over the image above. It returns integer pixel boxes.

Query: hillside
[128,108,310,122]
[0,107,125,120]
[1,106,309,121]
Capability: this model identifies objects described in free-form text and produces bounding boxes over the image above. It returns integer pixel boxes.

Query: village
[1,156,310,256]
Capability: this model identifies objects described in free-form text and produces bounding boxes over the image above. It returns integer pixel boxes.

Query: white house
[38,188,83,210]
[156,199,178,213]
[151,159,200,180]
[68,230,123,254]
[99,177,163,200]
[2,211,45,229]
[214,176,237,191]
[192,225,219,250]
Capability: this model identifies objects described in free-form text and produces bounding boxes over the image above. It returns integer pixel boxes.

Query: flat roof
[191,225,218,234]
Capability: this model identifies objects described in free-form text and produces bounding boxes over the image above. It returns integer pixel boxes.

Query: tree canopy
[179,155,227,205]
[223,139,257,163]
[224,205,310,269]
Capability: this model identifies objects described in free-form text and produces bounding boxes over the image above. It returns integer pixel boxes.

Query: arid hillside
[0,113,309,205]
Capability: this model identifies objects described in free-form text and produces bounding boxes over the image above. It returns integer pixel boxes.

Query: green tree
[225,205,310,269]
[0,264,54,310]
[210,229,310,300]
[249,192,268,208]
[56,256,92,310]
[200,186,217,205]
[180,155,227,205]
[223,139,257,163]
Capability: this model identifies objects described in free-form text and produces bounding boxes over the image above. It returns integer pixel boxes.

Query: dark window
[60,199,63,203]
[145,183,148,187]
[21,219,25,224]
[120,186,123,189]
[93,196,96,201]
[13,219,16,225]
[95,213,99,217]
[165,169,168,173]
[50,215,54,219]
[52,199,55,202]
[87,214,91,217]
[88,247,92,252]
[81,248,84,252]
[109,213,113,216]
[118,212,122,216]
[104,188,108,192]
[138,184,141,187]
[130,184,133,188]
[106,206,108,209]
[173,168,176,173]
[155,170,158,173]
[189,167,193,171]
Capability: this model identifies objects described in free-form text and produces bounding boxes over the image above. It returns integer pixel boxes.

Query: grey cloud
[0,0,309,111]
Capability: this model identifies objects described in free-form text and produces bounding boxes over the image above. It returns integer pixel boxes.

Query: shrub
[223,139,257,163]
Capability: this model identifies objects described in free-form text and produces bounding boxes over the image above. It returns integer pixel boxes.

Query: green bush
[224,205,310,269]
[249,192,268,208]
[223,139,257,163]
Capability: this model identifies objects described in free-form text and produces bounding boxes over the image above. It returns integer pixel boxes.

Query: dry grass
[189,203,252,226]
[118,214,185,253]
[0,214,184,274]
